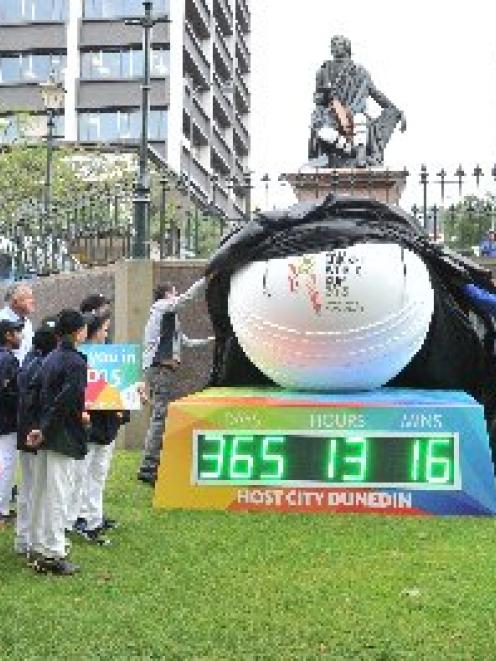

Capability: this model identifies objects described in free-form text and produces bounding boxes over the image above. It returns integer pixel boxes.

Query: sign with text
[81,343,142,411]
[154,387,496,516]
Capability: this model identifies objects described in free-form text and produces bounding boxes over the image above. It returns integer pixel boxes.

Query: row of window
[0,49,169,84]
[81,48,169,80]
[0,53,66,84]
[83,0,169,19]
[79,109,168,141]
[0,114,65,143]
[0,109,167,143]
[0,0,66,22]
[0,0,169,23]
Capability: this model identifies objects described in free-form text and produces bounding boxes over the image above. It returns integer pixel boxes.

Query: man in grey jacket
[138,278,212,484]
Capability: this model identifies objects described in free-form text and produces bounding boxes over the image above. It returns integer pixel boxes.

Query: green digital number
[343,437,368,481]
[411,438,453,484]
[327,438,338,480]
[199,434,225,479]
[426,438,452,484]
[229,436,254,479]
[260,436,286,479]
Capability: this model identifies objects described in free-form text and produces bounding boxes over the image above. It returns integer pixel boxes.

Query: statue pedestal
[283,168,408,206]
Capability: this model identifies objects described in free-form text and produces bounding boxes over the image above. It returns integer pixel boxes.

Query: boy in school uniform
[15,320,58,558]
[28,309,89,576]
[74,311,129,544]
[0,319,23,525]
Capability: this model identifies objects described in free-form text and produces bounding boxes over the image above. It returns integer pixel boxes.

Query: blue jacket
[0,346,19,434]
[17,350,43,452]
[40,339,88,460]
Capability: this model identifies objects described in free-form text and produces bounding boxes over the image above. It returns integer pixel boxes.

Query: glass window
[149,109,167,140]
[151,49,169,77]
[79,112,100,141]
[99,112,118,140]
[129,49,143,77]
[21,54,50,81]
[123,0,143,16]
[1,57,21,83]
[0,0,22,22]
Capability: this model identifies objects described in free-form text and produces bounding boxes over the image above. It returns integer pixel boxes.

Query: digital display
[194,431,459,488]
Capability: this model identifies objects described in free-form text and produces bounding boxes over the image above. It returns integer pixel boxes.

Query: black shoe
[72,518,87,535]
[0,512,15,526]
[137,470,156,485]
[81,527,111,546]
[102,516,118,530]
[34,557,81,576]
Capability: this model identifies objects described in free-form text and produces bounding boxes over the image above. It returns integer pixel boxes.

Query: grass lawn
[2,451,496,659]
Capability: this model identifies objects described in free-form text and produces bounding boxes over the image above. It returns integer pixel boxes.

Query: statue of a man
[308,35,406,168]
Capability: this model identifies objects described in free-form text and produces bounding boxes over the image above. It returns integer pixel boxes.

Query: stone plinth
[283,168,408,206]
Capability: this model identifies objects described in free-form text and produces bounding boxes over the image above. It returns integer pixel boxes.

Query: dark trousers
[139,365,174,475]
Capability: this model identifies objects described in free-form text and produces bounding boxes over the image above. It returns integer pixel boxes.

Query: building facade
[0,0,251,219]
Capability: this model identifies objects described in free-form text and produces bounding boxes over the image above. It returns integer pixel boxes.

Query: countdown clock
[153,388,496,515]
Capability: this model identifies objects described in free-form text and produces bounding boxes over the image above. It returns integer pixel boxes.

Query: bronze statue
[308,35,406,168]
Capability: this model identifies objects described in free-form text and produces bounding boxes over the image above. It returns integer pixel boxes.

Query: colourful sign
[153,387,496,515]
[80,343,142,411]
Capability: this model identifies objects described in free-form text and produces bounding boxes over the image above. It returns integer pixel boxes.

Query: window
[83,0,169,19]
[0,53,66,84]
[78,109,167,141]
[81,48,168,79]
[0,0,66,22]
[0,113,65,143]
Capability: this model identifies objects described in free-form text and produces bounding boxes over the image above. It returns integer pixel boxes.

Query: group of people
[0,284,129,576]
[0,276,211,576]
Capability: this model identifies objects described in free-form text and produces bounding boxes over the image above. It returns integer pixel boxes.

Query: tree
[442,195,495,252]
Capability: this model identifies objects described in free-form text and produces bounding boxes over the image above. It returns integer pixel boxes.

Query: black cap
[55,309,87,337]
[0,319,24,343]
[80,294,111,314]
[0,319,24,334]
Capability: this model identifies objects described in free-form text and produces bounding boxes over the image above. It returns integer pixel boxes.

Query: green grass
[2,452,496,659]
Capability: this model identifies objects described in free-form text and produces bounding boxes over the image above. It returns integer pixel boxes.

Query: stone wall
[0,266,115,325]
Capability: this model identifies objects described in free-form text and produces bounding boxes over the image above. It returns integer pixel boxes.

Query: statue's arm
[314,65,327,105]
[369,79,407,132]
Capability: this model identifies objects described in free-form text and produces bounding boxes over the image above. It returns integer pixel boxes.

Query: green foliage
[442,195,495,251]
[2,451,496,658]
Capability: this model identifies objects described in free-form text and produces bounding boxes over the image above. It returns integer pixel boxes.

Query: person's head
[0,319,23,351]
[55,309,88,346]
[80,293,111,315]
[489,231,496,241]
[86,311,111,344]
[153,282,176,302]
[4,283,35,318]
[330,35,351,60]
[33,319,58,357]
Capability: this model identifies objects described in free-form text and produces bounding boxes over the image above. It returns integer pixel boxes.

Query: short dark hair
[153,282,174,302]
[80,293,111,314]
[33,325,57,356]
[87,311,111,339]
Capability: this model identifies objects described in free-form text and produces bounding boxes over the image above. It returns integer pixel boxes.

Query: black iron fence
[3,162,496,282]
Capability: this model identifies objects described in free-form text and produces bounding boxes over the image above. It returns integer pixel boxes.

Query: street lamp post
[125,1,169,259]
[39,71,65,227]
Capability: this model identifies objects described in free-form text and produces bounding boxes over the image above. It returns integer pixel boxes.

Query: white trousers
[15,452,37,553]
[66,457,86,530]
[0,433,17,516]
[79,441,115,530]
[30,450,75,560]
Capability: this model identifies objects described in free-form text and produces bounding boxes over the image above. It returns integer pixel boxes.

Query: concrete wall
[0,266,115,326]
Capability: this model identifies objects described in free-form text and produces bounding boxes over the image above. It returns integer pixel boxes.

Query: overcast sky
[249,0,496,210]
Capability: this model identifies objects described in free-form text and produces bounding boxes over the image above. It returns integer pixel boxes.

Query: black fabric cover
[205,196,496,417]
